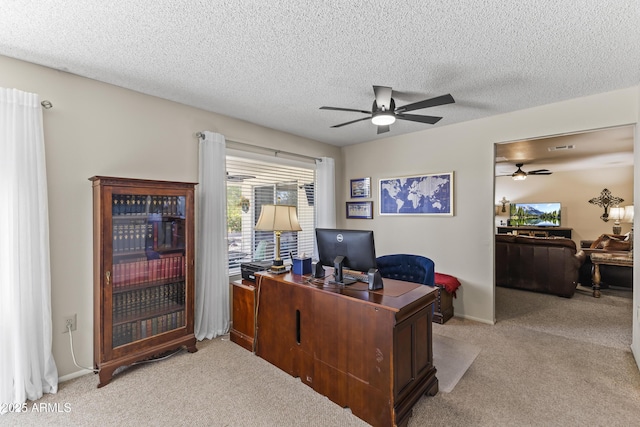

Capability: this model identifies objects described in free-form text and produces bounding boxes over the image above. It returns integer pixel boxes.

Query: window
[226,155,315,274]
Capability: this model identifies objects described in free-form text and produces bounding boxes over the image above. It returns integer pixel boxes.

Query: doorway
[493,125,635,323]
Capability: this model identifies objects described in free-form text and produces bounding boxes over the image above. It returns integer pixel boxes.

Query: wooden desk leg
[591,263,601,298]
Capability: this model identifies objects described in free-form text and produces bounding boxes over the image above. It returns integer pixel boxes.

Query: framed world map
[379,172,453,216]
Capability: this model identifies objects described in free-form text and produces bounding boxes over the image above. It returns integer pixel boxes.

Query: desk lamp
[255,204,302,272]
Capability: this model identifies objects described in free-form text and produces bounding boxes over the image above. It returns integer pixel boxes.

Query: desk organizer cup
[293,257,312,275]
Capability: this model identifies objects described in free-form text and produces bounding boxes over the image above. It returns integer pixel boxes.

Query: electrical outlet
[63,314,77,333]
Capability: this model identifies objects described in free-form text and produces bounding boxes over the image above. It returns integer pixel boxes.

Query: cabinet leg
[591,264,601,298]
[426,377,439,396]
[97,367,115,388]
[186,339,198,353]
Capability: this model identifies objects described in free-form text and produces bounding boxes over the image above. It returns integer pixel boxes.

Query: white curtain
[315,157,336,228]
[0,88,58,412]
[194,131,230,340]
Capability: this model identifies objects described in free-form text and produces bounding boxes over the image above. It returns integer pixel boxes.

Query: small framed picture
[346,201,373,219]
[350,177,371,198]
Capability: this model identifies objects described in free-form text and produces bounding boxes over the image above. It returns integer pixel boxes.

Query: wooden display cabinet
[90,176,197,387]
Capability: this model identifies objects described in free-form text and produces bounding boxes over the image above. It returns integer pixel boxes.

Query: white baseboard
[632,342,640,372]
[453,313,496,325]
[59,369,92,383]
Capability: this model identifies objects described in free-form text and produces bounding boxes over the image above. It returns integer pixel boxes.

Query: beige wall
[341,86,639,326]
[0,55,342,379]
[495,165,634,247]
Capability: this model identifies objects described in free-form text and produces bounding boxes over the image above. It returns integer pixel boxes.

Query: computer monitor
[315,228,377,284]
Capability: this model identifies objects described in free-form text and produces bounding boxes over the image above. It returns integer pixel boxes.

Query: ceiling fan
[504,163,553,180]
[226,172,256,182]
[320,86,455,134]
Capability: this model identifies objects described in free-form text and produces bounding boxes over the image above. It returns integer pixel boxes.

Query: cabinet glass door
[110,193,187,348]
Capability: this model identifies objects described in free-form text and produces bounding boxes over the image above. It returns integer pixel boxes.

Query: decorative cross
[499,196,510,213]
[588,188,624,222]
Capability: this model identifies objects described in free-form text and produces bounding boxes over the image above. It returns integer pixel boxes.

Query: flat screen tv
[510,202,561,227]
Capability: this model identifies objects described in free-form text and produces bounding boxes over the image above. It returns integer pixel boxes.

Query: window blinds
[226,155,316,274]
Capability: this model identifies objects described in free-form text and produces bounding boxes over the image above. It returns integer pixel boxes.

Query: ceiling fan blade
[320,106,371,114]
[395,113,442,125]
[226,172,256,182]
[528,170,552,175]
[373,86,393,111]
[331,116,371,128]
[396,94,455,113]
[377,125,390,134]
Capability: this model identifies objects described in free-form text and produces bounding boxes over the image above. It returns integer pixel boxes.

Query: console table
[590,252,633,298]
[496,226,572,238]
[234,270,438,427]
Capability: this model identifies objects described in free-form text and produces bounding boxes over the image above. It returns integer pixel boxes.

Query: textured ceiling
[0,1,639,146]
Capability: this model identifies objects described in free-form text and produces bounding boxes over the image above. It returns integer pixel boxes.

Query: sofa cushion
[513,235,577,251]
[495,234,518,243]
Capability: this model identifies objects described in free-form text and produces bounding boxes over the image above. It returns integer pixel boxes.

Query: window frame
[225,150,316,276]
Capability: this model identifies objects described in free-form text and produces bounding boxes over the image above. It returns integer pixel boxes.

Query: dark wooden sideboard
[232,270,439,427]
[496,226,573,238]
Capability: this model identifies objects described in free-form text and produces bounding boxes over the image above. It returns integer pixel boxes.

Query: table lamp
[609,207,625,235]
[255,204,302,272]
[623,205,634,225]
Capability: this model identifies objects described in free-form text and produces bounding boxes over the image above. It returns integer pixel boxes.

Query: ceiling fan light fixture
[512,169,527,180]
[322,87,454,133]
[371,103,396,126]
[371,111,396,126]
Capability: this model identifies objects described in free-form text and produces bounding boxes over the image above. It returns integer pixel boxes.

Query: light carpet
[433,333,481,393]
[4,286,638,426]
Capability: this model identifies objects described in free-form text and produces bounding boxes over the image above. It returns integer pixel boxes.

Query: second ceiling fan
[508,163,552,180]
[320,85,455,134]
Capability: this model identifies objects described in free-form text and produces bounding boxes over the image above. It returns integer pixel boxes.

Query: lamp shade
[609,207,625,221]
[255,204,302,232]
[623,205,634,223]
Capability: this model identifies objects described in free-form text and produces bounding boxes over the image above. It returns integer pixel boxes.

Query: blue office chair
[376,254,435,286]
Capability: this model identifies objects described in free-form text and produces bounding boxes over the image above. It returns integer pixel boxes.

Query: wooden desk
[230,280,256,351]
[248,270,438,427]
[590,252,633,298]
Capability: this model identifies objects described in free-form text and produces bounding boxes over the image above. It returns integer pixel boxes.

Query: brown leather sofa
[495,234,586,297]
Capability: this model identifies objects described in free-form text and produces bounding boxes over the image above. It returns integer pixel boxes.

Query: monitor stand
[331,277,357,286]
[330,256,356,286]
